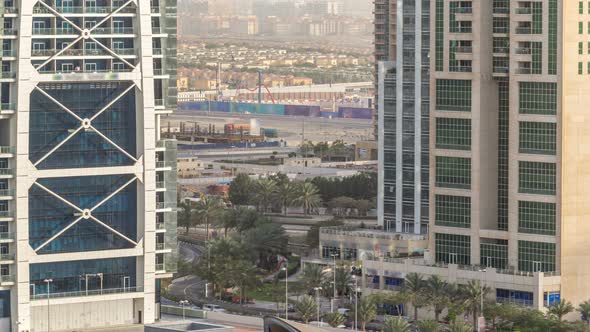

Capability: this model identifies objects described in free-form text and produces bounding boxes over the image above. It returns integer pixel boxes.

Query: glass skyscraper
[0,0,177,330]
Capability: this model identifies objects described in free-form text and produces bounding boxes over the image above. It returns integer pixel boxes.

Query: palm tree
[447,322,472,332]
[194,195,224,241]
[426,275,450,322]
[276,181,295,215]
[334,267,352,296]
[295,295,317,324]
[416,319,441,332]
[403,272,426,322]
[382,316,411,332]
[460,280,490,331]
[578,300,590,324]
[301,264,326,294]
[218,209,239,238]
[293,182,322,216]
[253,178,277,213]
[324,312,346,328]
[369,291,409,317]
[548,299,574,321]
[177,200,194,234]
[357,297,377,331]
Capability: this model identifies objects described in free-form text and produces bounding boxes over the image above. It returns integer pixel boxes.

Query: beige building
[358,0,590,318]
[177,156,207,179]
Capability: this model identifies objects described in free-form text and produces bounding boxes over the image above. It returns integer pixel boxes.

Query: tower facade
[377,0,430,235]
[0,0,177,330]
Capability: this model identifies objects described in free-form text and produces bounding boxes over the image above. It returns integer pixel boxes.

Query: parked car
[231,296,255,304]
[337,308,351,316]
[202,304,226,312]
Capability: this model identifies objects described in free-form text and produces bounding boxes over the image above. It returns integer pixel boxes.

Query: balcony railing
[0,103,14,111]
[516,67,532,74]
[3,7,17,14]
[455,46,472,53]
[493,47,509,54]
[0,72,15,79]
[0,190,14,197]
[151,6,160,13]
[156,243,165,250]
[155,161,174,168]
[514,7,532,14]
[0,146,14,154]
[38,67,133,74]
[154,99,164,106]
[0,232,14,240]
[515,47,531,55]
[493,7,510,14]
[31,48,136,57]
[454,7,472,14]
[1,49,15,57]
[153,48,162,55]
[0,275,14,284]
[156,181,165,189]
[0,28,17,35]
[0,254,14,261]
[156,263,165,271]
[156,222,166,230]
[0,169,13,176]
[31,286,144,300]
[155,202,175,210]
[33,5,136,14]
[93,27,135,34]
[516,27,532,34]
[0,211,13,218]
[153,68,165,76]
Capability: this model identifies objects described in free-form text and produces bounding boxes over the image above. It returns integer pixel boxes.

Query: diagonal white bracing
[89,0,135,33]
[90,176,137,212]
[35,36,83,72]
[90,37,136,69]
[38,1,84,33]
[33,177,139,252]
[89,125,137,162]
[90,84,136,122]
[34,125,84,167]
[90,215,138,246]
[33,182,84,213]
[34,86,84,122]
[34,216,85,252]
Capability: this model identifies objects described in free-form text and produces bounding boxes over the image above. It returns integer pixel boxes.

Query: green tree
[416,319,441,332]
[230,260,260,305]
[194,195,224,241]
[177,200,194,234]
[357,297,377,331]
[295,295,317,324]
[483,303,503,330]
[334,267,352,296]
[294,182,322,216]
[229,173,252,206]
[276,181,295,215]
[241,220,288,270]
[447,322,472,332]
[578,300,590,324]
[369,291,409,317]
[301,264,326,294]
[403,273,426,322]
[323,312,346,328]
[217,209,239,238]
[548,300,574,321]
[460,280,490,330]
[253,178,277,213]
[382,317,411,332]
[426,275,450,322]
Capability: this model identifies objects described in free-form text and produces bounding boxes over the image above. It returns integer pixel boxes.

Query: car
[202,304,226,312]
[337,308,351,316]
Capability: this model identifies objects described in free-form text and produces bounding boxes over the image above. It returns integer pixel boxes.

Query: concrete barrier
[161,305,208,319]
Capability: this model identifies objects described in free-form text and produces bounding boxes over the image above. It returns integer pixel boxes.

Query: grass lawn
[245,281,303,302]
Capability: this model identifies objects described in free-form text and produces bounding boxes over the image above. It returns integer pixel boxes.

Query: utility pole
[257,70,262,105]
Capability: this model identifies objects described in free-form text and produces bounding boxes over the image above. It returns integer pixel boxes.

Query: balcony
[156,161,174,169]
[152,48,162,55]
[0,275,14,285]
[156,222,166,230]
[3,7,17,14]
[0,232,14,241]
[1,49,15,57]
[516,27,532,34]
[0,169,13,178]
[0,190,14,198]
[31,48,137,57]
[455,46,473,53]
[156,263,165,271]
[156,181,165,189]
[33,5,136,14]
[31,286,144,300]
[516,67,532,74]
[155,202,175,210]
[0,28,17,36]
[493,47,509,54]
[0,253,14,262]
[514,7,532,14]
[151,6,160,13]
[156,243,165,251]
[154,99,164,107]
[454,7,472,14]
[0,146,14,155]
[493,7,510,14]
[0,210,13,218]
[515,47,532,55]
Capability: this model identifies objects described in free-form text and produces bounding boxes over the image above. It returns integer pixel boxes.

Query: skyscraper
[377,0,430,235]
[366,0,590,316]
[0,0,177,330]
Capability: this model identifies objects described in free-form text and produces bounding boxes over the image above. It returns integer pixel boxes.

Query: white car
[337,308,351,316]
[202,304,226,312]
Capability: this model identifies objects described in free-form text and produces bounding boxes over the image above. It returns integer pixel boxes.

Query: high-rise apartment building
[373,0,395,138]
[365,0,590,316]
[377,0,430,235]
[0,0,178,330]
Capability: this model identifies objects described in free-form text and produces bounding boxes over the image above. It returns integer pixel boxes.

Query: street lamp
[44,278,53,332]
[352,275,358,331]
[478,268,487,331]
[281,264,288,320]
[331,253,337,313]
[179,300,189,321]
[313,287,323,327]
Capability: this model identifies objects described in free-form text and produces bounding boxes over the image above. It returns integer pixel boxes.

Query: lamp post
[314,287,322,327]
[331,253,337,313]
[352,275,358,331]
[281,265,288,320]
[478,268,487,332]
[44,278,53,332]
[179,300,189,321]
